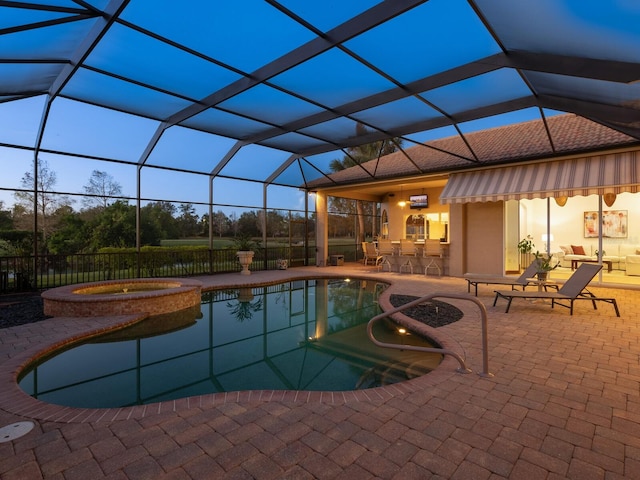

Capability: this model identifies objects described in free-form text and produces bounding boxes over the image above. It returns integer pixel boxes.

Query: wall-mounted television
[409,194,428,209]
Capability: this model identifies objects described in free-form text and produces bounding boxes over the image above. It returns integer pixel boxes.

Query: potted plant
[517,235,535,271]
[533,251,560,280]
[233,234,258,276]
[517,235,535,254]
[275,244,288,270]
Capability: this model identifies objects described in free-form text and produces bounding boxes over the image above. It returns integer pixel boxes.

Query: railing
[0,246,318,293]
[0,242,370,294]
[367,293,492,377]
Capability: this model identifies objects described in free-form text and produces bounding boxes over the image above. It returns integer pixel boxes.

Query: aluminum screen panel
[0,0,638,191]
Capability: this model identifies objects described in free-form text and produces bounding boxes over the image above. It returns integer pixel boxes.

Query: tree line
[0,160,310,256]
[1,126,399,257]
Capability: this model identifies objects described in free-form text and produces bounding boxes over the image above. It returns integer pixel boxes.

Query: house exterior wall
[447,203,465,277]
[380,185,449,241]
[461,201,505,276]
[378,185,503,277]
[316,185,509,277]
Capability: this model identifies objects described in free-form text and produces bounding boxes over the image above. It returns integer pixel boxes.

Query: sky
[0,96,313,218]
[0,0,588,219]
[0,94,552,220]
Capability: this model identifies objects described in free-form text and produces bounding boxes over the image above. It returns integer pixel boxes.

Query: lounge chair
[465,259,546,296]
[493,263,620,316]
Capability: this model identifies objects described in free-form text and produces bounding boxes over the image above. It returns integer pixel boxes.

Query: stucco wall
[380,187,505,276]
[463,201,505,275]
[381,185,449,240]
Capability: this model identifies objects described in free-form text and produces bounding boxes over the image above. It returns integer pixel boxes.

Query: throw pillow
[559,245,572,255]
[571,245,586,255]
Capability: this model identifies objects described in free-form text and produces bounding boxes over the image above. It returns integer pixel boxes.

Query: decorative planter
[536,271,548,281]
[276,259,288,270]
[520,252,533,272]
[236,250,255,275]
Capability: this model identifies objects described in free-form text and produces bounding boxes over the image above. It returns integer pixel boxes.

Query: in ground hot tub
[42,278,202,317]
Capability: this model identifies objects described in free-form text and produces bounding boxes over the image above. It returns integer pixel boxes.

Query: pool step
[355,353,433,389]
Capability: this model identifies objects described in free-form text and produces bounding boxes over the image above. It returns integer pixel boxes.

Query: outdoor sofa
[555,244,640,272]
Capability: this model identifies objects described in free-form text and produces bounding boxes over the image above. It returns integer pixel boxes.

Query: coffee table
[570,259,612,272]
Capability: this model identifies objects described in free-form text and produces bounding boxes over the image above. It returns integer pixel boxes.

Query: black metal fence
[0,242,362,293]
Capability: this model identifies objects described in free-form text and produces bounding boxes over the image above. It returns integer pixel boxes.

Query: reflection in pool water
[19,279,442,408]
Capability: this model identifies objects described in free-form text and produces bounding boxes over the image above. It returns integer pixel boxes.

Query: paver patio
[0,264,638,479]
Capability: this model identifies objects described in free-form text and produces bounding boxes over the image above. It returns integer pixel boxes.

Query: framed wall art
[584,210,628,238]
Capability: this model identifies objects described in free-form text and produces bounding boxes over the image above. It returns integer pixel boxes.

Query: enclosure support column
[315,192,328,267]
[598,195,603,282]
[136,165,141,278]
[263,184,268,271]
[545,197,551,255]
[209,176,214,274]
[304,191,309,266]
[32,154,39,289]
[32,98,54,290]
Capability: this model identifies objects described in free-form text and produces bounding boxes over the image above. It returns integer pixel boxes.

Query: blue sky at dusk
[0,0,608,218]
[0,93,550,218]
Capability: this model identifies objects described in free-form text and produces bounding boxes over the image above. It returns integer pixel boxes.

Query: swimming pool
[19,278,442,408]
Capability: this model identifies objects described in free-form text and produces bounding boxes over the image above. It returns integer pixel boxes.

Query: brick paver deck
[1,264,638,479]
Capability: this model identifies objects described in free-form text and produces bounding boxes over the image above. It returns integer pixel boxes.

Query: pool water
[19,279,442,408]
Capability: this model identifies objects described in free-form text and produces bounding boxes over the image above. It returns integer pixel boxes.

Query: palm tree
[329,124,402,243]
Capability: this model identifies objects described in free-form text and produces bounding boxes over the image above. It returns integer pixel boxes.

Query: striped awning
[440,151,640,204]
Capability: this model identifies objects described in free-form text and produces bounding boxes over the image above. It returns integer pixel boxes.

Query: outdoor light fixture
[554,196,568,206]
[603,193,616,207]
[398,186,406,207]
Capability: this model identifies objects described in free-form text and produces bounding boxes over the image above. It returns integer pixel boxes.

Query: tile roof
[309,114,639,188]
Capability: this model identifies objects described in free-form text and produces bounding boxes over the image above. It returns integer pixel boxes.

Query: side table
[526,277,557,303]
